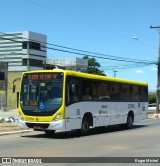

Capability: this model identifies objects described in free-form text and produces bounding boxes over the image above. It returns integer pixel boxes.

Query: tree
[83,55,106,76]
[148,93,156,104]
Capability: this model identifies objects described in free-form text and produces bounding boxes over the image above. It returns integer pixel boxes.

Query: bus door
[65,81,81,130]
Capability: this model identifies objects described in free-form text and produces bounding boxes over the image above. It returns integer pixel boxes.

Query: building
[0,31,47,71]
[46,57,88,71]
[0,31,88,110]
[0,31,47,110]
[0,62,8,110]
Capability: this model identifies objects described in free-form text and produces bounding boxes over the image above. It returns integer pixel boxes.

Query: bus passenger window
[110,83,120,101]
[132,85,140,101]
[82,80,97,101]
[67,83,79,102]
[97,82,110,101]
[83,88,92,100]
[140,86,148,101]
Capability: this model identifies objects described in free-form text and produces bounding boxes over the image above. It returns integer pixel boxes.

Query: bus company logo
[128,104,135,109]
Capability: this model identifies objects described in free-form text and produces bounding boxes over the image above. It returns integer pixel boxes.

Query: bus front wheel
[81,118,89,136]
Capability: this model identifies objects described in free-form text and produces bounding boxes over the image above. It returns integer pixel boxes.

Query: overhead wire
[100,63,155,70]
[24,0,131,41]
[0,32,156,65]
[0,32,155,64]
[23,0,159,66]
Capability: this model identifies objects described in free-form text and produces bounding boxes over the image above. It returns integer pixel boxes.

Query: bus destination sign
[24,73,63,80]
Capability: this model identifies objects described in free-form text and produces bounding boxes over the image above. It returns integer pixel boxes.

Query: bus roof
[23,69,148,86]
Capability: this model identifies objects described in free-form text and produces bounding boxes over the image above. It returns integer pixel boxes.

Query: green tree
[83,55,106,76]
[148,93,156,103]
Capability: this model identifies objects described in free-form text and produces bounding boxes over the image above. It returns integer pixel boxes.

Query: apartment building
[0,31,47,110]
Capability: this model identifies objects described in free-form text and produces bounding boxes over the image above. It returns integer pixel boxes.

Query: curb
[152,113,160,118]
[0,130,33,136]
[147,113,160,119]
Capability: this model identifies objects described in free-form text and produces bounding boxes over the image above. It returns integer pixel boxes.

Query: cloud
[136,70,144,74]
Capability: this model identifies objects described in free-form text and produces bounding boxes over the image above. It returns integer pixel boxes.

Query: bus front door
[65,82,81,130]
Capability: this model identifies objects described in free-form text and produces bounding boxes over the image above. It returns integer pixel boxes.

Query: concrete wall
[7,72,22,110]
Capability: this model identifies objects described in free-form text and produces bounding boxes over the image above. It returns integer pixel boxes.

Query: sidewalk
[148,112,160,118]
[0,109,33,136]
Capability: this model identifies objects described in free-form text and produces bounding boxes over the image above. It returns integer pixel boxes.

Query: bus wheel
[81,118,89,136]
[44,130,55,137]
[120,114,133,129]
[126,115,133,129]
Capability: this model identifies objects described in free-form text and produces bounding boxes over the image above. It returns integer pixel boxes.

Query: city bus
[18,69,148,136]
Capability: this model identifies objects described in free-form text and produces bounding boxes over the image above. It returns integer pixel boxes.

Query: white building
[47,57,88,71]
[0,31,47,71]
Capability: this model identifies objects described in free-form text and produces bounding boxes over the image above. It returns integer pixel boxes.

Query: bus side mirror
[13,85,16,93]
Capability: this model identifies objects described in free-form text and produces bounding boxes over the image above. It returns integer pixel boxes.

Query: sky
[0,0,160,91]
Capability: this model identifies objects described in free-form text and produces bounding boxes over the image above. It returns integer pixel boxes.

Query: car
[148,103,156,112]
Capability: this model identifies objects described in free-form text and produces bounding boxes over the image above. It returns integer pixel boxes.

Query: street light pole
[132,37,157,58]
[113,70,117,78]
[150,26,160,116]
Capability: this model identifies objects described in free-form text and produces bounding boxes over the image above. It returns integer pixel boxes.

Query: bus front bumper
[18,119,66,131]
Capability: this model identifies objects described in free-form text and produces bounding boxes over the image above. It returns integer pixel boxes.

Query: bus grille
[26,123,49,129]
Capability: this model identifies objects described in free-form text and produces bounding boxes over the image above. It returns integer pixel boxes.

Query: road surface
[0,118,160,166]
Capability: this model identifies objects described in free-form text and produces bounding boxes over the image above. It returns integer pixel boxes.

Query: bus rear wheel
[126,115,133,129]
[81,118,89,136]
[120,114,133,129]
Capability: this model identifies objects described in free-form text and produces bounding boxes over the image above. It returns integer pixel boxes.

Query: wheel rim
[82,121,89,131]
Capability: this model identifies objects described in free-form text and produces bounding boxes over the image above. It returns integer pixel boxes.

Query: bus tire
[44,130,55,137]
[126,114,133,129]
[81,118,89,136]
[120,114,133,129]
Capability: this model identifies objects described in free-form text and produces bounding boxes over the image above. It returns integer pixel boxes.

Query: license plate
[33,126,42,130]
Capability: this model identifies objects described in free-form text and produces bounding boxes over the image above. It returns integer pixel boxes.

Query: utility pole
[113,70,117,78]
[150,26,160,116]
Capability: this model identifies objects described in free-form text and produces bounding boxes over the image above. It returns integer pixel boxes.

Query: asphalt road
[0,118,160,166]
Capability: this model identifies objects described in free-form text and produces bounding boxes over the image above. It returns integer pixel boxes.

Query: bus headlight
[20,116,24,121]
[53,113,62,121]
[19,112,24,121]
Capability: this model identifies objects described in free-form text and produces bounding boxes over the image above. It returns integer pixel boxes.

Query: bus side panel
[64,101,148,130]
[80,102,111,127]
[110,102,125,125]
[110,102,141,125]
[134,102,148,122]
[109,102,148,125]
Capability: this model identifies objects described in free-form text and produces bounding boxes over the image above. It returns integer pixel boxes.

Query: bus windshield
[20,72,63,115]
